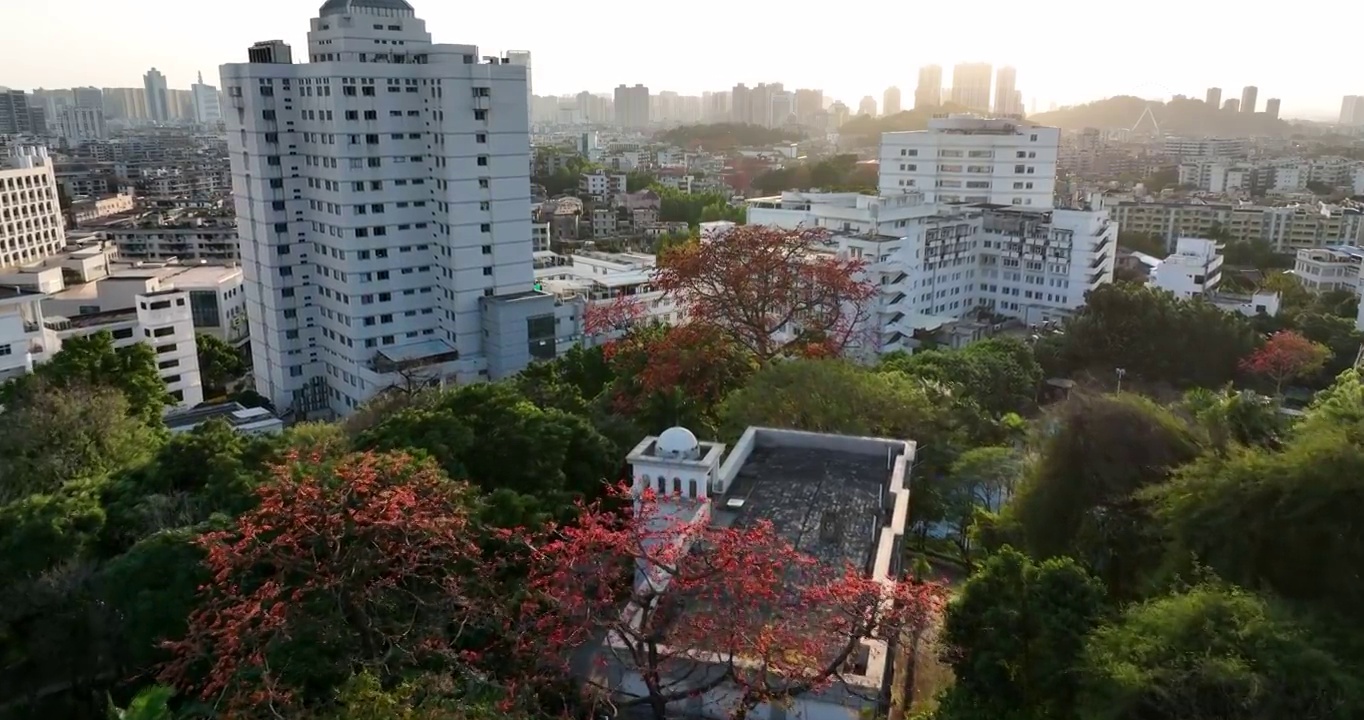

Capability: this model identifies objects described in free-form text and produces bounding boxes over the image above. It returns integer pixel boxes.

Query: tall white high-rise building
[143,68,170,123]
[878,115,1059,207]
[221,0,570,418]
[192,71,223,125]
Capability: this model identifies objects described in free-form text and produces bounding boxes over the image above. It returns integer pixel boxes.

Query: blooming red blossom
[1239,329,1330,394]
[506,484,944,718]
[604,322,754,417]
[160,451,488,716]
[654,224,877,361]
[583,292,649,340]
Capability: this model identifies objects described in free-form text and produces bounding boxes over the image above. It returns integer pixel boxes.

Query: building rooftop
[165,402,284,435]
[713,443,895,572]
[318,0,413,15]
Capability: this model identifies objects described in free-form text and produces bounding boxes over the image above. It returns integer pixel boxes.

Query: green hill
[655,123,801,150]
[1029,96,1289,136]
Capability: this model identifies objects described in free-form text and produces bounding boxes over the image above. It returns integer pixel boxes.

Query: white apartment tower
[879,115,1059,207]
[192,72,224,125]
[0,146,66,270]
[222,0,565,418]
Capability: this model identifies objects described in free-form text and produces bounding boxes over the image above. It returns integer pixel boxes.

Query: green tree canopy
[195,333,246,396]
[938,547,1107,720]
[881,337,1043,416]
[1002,394,1201,599]
[2,331,171,424]
[0,380,161,503]
[1079,584,1362,720]
[1036,283,1260,389]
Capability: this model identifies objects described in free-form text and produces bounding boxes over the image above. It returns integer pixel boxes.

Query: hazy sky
[2,0,1353,119]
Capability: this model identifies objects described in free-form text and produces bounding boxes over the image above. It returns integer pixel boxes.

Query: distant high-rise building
[731,83,752,124]
[915,65,942,108]
[506,51,532,125]
[993,66,1017,115]
[58,106,107,144]
[771,91,794,126]
[73,87,103,109]
[1223,98,1240,112]
[613,83,650,129]
[1205,87,1222,107]
[191,71,223,125]
[222,0,549,417]
[858,96,877,117]
[143,67,170,123]
[1341,96,1364,125]
[1264,98,1281,120]
[883,86,901,116]
[0,89,37,134]
[1240,85,1258,114]
[949,62,992,112]
[794,88,823,123]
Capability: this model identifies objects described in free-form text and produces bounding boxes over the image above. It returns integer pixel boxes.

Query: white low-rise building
[1148,237,1224,300]
[1292,246,1364,294]
[534,249,682,344]
[746,190,1116,353]
[0,282,204,408]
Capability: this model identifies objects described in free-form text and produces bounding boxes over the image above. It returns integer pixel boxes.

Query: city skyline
[0,0,1354,120]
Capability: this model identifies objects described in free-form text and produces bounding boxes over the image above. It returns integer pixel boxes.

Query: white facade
[192,72,224,125]
[534,249,682,344]
[0,146,67,270]
[1292,246,1364,294]
[1162,136,1250,159]
[58,107,109,144]
[0,284,205,408]
[747,190,1116,354]
[222,0,565,417]
[879,116,1059,207]
[1148,237,1224,300]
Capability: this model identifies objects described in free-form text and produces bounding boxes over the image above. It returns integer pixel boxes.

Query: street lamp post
[1115,367,1127,393]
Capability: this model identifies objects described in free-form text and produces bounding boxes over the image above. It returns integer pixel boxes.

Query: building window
[0,345,10,357]
[190,290,222,328]
[527,314,556,361]
[476,132,487,143]
[473,109,487,120]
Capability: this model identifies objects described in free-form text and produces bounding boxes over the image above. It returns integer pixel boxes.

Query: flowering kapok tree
[583,291,648,342]
[507,485,944,720]
[654,225,876,362]
[160,451,491,717]
[1239,329,1331,395]
[603,322,755,427]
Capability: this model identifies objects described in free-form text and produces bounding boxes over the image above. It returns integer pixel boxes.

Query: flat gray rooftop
[713,445,892,573]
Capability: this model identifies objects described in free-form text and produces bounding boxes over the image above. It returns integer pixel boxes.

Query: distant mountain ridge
[1028,96,1289,136]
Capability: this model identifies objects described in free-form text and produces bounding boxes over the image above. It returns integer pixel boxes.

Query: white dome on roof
[657,426,700,460]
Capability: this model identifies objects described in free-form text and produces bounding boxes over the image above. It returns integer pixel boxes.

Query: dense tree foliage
[937,548,1107,720]
[6,254,1364,719]
[655,122,800,150]
[750,154,879,194]
[195,333,246,396]
[1036,283,1260,389]
[1080,585,1361,720]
